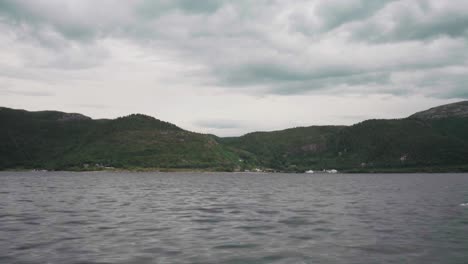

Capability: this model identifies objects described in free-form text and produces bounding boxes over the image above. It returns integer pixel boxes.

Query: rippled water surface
[1,172,468,264]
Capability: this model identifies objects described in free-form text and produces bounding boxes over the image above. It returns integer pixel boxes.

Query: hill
[219,101,468,172]
[1,101,468,172]
[410,101,468,120]
[329,118,468,172]
[220,126,345,171]
[0,107,239,171]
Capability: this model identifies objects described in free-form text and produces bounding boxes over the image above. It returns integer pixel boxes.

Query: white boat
[305,170,314,174]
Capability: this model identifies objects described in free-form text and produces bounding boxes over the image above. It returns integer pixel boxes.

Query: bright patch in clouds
[0,0,467,135]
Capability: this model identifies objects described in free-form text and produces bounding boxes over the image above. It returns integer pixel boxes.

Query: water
[1,172,468,264]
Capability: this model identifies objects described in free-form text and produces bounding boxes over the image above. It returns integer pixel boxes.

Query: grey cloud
[291,0,396,35]
[73,104,109,109]
[0,87,54,97]
[195,119,245,129]
[334,114,376,121]
[0,65,54,83]
[210,36,467,96]
[1,0,468,99]
[316,0,395,31]
[137,0,229,17]
[30,44,110,70]
[0,0,91,41]
[450,90,468,99]
[0,20,110,70]
[213,62,390,96]
[350,0,468,42]
[0,0,139,43]
[269,72,393,95]
[411,69,468,99]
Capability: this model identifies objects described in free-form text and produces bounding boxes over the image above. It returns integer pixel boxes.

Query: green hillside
[0,107,239,171]
[1,101,468,172]
[220,126,345,171]
[329,118,468,171]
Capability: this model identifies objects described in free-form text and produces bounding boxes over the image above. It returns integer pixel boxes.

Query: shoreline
[2,167,468,174]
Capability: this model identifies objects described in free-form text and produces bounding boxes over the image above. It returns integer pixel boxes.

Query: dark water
[1,172,468,264]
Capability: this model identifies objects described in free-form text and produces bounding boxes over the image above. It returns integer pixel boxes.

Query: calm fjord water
[1,172,467,264]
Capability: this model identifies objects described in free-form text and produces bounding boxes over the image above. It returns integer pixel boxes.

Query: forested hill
[410,101,468,120]
[0,107,239,171]
[1,101,468,172]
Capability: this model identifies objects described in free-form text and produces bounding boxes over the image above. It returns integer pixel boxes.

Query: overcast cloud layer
[1,0,467,135]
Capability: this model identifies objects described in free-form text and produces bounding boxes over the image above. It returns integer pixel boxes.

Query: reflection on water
[1,172,467,264]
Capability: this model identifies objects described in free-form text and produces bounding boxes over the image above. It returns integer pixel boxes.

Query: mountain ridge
[1,101,468,172]
[3,100,468,136]
[410,101,468,120]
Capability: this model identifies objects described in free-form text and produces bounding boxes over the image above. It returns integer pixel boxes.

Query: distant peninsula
[1,101,468,173]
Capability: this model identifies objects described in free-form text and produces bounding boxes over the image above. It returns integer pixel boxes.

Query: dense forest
[1,101,468,172]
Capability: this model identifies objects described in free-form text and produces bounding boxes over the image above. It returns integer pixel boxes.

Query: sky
[0,0,467,136]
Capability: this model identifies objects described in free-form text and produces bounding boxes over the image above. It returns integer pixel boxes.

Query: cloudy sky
[1,0,467,136]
